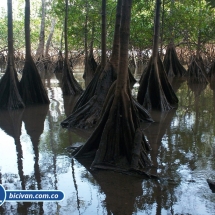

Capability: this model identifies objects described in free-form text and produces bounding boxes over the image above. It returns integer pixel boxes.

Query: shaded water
[0,71,215,215]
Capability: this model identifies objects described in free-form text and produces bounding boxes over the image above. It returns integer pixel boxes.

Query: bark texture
[61,62,116,128]
[36,0,46,58]
[20,0,49,105]
[72,0,153,174]
[62,60,83,95]
[74,84,152,172]
[187,55,208,83]
[54,50,64,73]
[137,56,178,111]
[0,0,25,110]
[163,43,187,77]
[20,56,50,104]
[137,0,178,112]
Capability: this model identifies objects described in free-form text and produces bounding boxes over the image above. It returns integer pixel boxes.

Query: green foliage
[0,0,215,56]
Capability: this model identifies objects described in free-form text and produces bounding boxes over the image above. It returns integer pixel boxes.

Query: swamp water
[0,71,215,215]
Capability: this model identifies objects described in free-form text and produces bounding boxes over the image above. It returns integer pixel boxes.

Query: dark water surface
[0,73,215,215]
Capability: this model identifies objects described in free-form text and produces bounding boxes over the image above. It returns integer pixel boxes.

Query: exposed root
[20,56,50,105]
[62,60,83,95]
[137,56,178,111]
[187,55,209,84]
[73,83,152,173]
[0,60,25,109]
[61,62,116,128]
[163,44,187,77]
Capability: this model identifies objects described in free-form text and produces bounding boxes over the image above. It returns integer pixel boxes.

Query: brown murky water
[0,71,215,215]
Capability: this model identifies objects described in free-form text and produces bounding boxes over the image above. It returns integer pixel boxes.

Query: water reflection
[0,73,215,214]
[77,158,143,215]
[0,110,25,189]
[22,104,49,191]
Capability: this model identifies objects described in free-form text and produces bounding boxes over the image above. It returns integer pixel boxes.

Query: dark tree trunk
[54,50,64,73]
[110,0,122,71]
[0,0,25,110]
[83,19,97,87]
[137,0,178,111]
[61,0,137,129]
[187,3,208,84]
[101,0,107,68]
[73,0,153,174]
[20,0,49,105]
[61,0,113,128]
[207,61,215,84]
[187,55,208,84]
[163,43,187,77]
[62,0,83,95]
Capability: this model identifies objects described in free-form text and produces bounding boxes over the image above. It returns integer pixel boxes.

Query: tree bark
[20,0,50,105]
[137,0,178,111]
[0,0,25,109]
[110,0,122,71]
[101,0,107,68]
[73,0,153,175]
[36,0,46,59]
[152,0,161,60]
[163,43,187,77]
[62,0,83,95]
[45,18,56,57]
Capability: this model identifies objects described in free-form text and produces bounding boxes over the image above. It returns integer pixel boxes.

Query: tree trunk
[83,22,97,87]
[36,0,46,59]
[152,0,161,60]
[73,0,153,175]
[0,0,25,109]
[45,18,56,57]
[137,0,178,111]
[62,0,83,95]
[163,43,187,77]
[101,0,107,68]
[20,0,50,105]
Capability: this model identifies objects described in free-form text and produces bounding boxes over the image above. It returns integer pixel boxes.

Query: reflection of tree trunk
[15,138,25,190]
[144,110,176,174]
[71,159,81,214]
[0,109,25,189]
[23,105,48,190]
[78,158,142,215]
